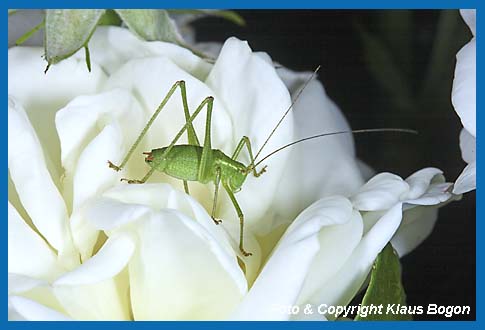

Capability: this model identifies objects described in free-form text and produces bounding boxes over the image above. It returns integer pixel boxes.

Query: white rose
[452,9,476,194]
[8,26,453,320]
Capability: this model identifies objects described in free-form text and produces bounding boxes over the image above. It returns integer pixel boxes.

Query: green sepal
[355,243,412,321]
[115,9,209,58]
[115,9,183,43]
[44,9,105,71]
[98,9,122,26]
[84,46,91,72]
[15,19,45,45]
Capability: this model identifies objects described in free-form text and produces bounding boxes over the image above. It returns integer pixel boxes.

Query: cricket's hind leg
[183,180,190,195]
[224,183,252,257]
[107,80,201,173]
[210,167,223,225]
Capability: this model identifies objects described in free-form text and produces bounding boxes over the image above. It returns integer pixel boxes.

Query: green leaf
[205,10,245,26]
[168,9,245,26]
[357,24,414,112]
[378,10,413,76]
[45,9,105,70]
[419,10,466,104]
[355,243,412,321]
[115,9,183,43]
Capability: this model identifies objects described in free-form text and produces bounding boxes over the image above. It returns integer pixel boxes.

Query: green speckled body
[146,145,248,191]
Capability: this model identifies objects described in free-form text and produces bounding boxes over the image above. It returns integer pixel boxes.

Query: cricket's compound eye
[143,151,154,163]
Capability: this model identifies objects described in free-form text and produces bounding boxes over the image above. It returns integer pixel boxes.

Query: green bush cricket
[107,67,415,257]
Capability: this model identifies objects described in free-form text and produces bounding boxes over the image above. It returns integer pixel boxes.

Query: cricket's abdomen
[147,145,203,181]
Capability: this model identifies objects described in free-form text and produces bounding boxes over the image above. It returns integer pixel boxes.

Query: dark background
[193,10,476,320]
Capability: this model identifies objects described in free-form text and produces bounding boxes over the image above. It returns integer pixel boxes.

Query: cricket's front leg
[232,136,267,178]
[120,178,144,184]
[107,160,122,172]
[252,164,268,177]
[120,168,155,184]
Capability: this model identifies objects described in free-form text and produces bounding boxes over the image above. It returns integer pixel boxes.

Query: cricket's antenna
[253,65,321,161]
[253,128,418,168]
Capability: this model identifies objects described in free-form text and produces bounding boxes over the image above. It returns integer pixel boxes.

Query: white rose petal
[54,233,135,286]
[8,48,106,112]
[451,10,476,194]
[84,196,152,231]
[459,128,476,164]
[281,196,354,246]
[56,89,146,260]
[9,296,72,321]
[277,68,356,156]
[451,128,476,194]
[102,183,247,273]
[273,68,364,222]
[8,273,48,294]
[128,211,245,320]
[391,206,438,257]
[405,167,444,199]
[84,26,212,78]
[72,125,123,210]
[460,9,476,36]
[405,182,454,206]
[296,210,363,305]
[8,97,77,266]
[452,36,476,137]
[231,197,355,320]
[87,184,238,257]
[351,173,409,211]
[52,234,135,320]
[308,203,403,318]
[8,47,107,181]
[404,168,454,206]
[8,203,65,281]
[84,183,247,320]
[55,89,146,187]
[9,300,27,321]
[453,161,476,194]
[8,273,67,317]
[68,125,125,260]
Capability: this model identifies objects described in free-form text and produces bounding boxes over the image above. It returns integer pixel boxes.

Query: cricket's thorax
[145,146,248,190]
[213,150,248,192]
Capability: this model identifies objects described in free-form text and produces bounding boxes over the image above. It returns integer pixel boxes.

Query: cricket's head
[143,148,167,169]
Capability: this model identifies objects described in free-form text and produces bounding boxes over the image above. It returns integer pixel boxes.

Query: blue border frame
[4,0,482,328]
[1,0,481,9]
